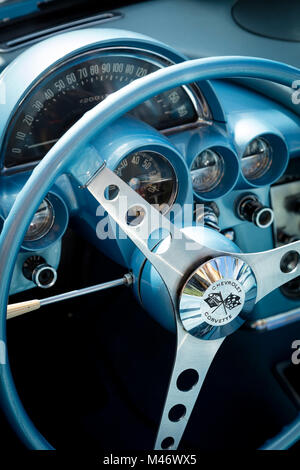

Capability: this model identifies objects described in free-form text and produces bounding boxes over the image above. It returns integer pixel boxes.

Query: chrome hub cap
[179,255,257,340]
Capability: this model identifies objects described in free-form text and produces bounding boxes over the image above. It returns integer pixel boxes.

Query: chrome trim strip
[161,117,212,136]
[0,12,123,52]
[250,306,300,331]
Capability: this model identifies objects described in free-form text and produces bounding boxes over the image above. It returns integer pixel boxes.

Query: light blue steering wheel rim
[0,56,299,450]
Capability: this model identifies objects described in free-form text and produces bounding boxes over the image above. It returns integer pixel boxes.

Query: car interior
[0,0,299,452]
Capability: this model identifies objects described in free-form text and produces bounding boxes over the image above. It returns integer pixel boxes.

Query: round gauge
[112,151,177,214]
[24,198,54,241]
[191,149,224,194]
[241,137,272,181]
[4,51,201,168]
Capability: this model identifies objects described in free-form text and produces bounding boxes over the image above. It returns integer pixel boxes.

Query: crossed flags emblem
[204,292,241,311]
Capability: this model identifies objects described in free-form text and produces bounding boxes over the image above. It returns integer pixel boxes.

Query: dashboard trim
[0,12,123,51]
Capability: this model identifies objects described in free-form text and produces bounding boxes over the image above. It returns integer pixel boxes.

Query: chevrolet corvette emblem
[197,278,245,327]
[179,257,257,339]
[204,292,242,311]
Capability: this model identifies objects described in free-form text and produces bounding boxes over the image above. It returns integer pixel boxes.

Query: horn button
[179,256,257,340]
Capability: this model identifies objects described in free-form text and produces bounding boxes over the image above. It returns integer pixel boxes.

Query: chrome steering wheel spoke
[87,165,222,303]
[154,323,224,450]
[238,242,300,303]
[88,165,300,307]
[87,166,230,450]
[87,163,300,451]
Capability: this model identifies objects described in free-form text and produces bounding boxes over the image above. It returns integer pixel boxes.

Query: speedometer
[4,50,202,168]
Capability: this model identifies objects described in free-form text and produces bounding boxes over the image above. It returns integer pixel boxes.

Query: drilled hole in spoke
[161,437,175,449]
[148,228,171,253]
[177,369,199,392]
[280,251,299,273]
[104,185,119,201]
[168,404,186,422]
[126,205,146,227]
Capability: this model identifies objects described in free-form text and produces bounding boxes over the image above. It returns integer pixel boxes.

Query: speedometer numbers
[112,151,177,214]
[4,52,200,168]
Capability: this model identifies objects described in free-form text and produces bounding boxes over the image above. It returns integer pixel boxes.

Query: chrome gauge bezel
[21,192,69,251]
[190,148,225,194]
[241,137,273,182]
[24,197,55,242]
[190,146,240,201]
[239,134,289,188]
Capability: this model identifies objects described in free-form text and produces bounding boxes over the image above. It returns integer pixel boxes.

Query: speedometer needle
[128,175,173,191]
[27,138,59,149]
[138,175,174,184]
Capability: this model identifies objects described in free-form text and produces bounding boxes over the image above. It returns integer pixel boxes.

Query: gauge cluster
[0,27,299,304]
[185,132,289,202]
[1,29,290,208]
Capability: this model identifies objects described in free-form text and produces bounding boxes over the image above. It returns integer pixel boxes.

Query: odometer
[4,50,201,168]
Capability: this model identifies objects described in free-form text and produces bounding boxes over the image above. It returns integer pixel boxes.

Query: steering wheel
[0,56,299,450]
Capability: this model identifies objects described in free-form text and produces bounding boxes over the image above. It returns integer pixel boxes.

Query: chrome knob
[23,255,57,289]
[237,194,274,228]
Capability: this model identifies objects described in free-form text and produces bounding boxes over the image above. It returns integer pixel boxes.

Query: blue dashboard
[0,0,300,453]
[0,21,299,323]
